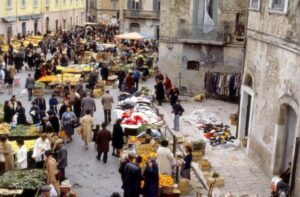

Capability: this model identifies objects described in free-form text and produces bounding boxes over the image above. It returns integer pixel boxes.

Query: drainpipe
[236,0,250,138]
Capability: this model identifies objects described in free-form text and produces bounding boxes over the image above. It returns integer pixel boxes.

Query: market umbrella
[115,32,145,40]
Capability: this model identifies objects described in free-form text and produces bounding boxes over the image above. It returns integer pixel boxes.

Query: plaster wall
[124,19,159,38]
[244,37,300,178]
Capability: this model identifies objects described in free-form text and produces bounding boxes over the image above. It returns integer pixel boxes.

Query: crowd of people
[0,22,190,197]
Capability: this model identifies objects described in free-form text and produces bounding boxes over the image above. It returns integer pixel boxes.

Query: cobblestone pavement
[0,70,271,196]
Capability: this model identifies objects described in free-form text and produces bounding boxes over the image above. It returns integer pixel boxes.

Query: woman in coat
[61,107,76,142]
[180,145,192,180]
[0,136,15,172]
[155,80,165,106]
[44,150,60,195]
[3,101,13,123]
[80,110,94,149]
[143,159,159,197]
[16,101,28,125]
[112,119,124,157]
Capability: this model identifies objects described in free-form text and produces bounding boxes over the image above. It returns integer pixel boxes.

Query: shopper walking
[172,100,184,131]
[54,139,67,181]
[101,90,114,125]
[25,73,35,101]
[29,101,40,124]
[95,123,111,164]
[155,80,165,106]
[61,107,77,142]
[112,119,124,157]
[81,92,96,116]
[44,150,61,195]
[133,67,140,91]
[80,110,94,149]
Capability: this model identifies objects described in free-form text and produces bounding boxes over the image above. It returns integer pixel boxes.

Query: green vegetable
[10,125,39,136]
[0,169,46,190]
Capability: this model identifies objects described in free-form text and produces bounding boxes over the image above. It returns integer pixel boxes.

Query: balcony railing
[123,10,160,19]
[177,24,228,44]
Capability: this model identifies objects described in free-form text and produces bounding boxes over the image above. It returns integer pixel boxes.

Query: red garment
[164,78,172,90]
[125,75,134,91]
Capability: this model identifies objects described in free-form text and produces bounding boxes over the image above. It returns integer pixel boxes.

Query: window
[112,0,117,10]
[7,26,12,36]
[7,0,12,8]
[269,0,288,12]
[21,0,26,7]
[45,0,50,7]
[235,13,246,40]
[63,19,66,29]
[187,61,200,70]
[33,0,38,7]
[249,0,260,9]
[128,0,140,10]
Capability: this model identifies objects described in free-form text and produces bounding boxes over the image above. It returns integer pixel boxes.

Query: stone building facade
[158,0,247,93]
[120,0,160,39]
[238,0,300,195]
[0,0,85,40]
[90,0,119,23]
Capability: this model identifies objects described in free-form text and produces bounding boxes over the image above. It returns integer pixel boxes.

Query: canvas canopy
[115,32,144,40]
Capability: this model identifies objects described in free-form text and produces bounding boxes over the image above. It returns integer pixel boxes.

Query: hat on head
[40,185,51,192]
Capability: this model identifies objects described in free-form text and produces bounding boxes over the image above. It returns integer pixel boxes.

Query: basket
[32,88,43,96]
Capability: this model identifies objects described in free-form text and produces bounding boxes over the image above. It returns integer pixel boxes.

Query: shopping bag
[21,89,28,96]
[77,127,83,135]
[58,130,67,140]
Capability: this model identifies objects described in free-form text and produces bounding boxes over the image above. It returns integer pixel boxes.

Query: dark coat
[16,106,27,125]
[143,164,159,197]
[96,128,111,152]
[169,88,179,106]
[49,115,60,133]
[56,146,68,169]
[155,82,165,101]
[34,98,46,112]
[4,101,13,123]
[72,97,81,118]
[123,162,142,194]
[100,67,109,80]
[112,123,124,149]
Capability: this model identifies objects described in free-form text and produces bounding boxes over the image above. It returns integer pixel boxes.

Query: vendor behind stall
[137,128,161,139]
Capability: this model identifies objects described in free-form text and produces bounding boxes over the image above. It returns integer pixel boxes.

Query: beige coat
[80,115,94,144]
[1,141,15,172]
[157,146,175,175]
[45,156,60,195]
[101,94,114,110]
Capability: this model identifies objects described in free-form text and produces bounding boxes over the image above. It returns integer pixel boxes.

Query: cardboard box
[192,151,203,161]
[206,175,225,187]
[198,160,211,171]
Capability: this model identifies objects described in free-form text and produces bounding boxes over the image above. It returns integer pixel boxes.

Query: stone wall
[123,18,159,38]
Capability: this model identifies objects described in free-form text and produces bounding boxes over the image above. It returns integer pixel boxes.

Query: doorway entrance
[34,20,38,35]
[21,22,26,36]
[238,74,254,148]
[46,17,50,32]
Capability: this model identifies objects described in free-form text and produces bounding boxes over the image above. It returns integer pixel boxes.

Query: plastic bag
[21,89,28,96]
[0,153,5,162]
[49,184,59,197]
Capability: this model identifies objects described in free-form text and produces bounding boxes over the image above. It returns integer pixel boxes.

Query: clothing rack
[204,71,241,98]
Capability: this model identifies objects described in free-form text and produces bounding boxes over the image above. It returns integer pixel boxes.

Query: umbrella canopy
[115,32,144,40]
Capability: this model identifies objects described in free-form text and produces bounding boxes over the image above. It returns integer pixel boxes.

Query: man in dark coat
[25,73,35,101]
[112,119,124,157]
[34,95,46,112]
[155,80,165,106]
[95,123,111,164]
[54,139,67,181]
[47,111,60,133]
[100,66,109,81]
[88,71,98,93]
[123,153,142,197]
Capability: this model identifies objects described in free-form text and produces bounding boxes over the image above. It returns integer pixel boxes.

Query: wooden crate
[32,88,43,96]
[198,160,211,171]
[231,119,238,125]
[192,151,203,161]
[206,175,225,187]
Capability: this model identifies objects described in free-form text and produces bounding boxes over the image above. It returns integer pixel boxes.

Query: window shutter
[128,0,133,9]
[139,0,143,10]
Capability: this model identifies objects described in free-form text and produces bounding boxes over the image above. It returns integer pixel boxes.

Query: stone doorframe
[271,94,300,175]
[238,85,255,155]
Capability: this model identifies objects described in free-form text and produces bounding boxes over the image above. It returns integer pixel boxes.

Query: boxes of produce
[0,123,11,135]
[198,159,211,172]
[159,174,174,188]
[192,140,206,155]
[10,140,36,152]
[192,151,203,161]
[9,125,39,140]
[206,172,224,187]
[93,89,103,98]
[32,88,43,96]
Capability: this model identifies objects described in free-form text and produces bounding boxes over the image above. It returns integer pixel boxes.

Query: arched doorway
[238,73,254,148]
[46,17,50,32]
[277,104,297,172]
